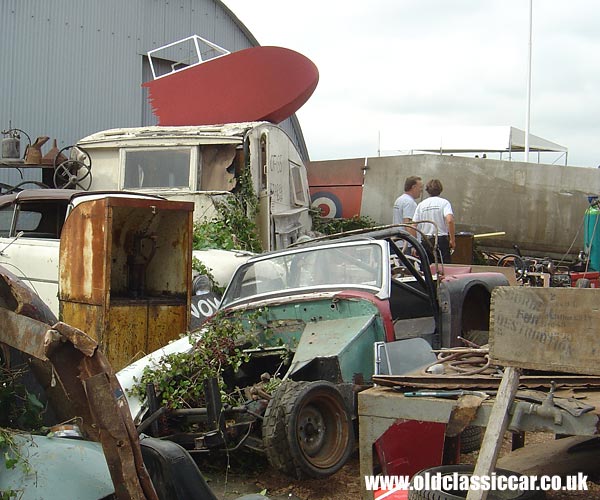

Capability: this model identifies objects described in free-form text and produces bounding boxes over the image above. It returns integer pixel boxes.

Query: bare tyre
[407,464,546,499]
[262,380,355,479]
[459,426,482,454]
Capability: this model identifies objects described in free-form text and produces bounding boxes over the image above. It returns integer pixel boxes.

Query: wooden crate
[490,287,600,375]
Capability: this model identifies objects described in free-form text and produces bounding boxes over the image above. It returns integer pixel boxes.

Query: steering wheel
[53,146,93,190]
[497,254,526,282]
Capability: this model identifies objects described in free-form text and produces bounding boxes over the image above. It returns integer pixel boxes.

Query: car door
[0,200,64,315]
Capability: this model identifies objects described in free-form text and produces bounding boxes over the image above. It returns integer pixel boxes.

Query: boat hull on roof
[143,46,319,126]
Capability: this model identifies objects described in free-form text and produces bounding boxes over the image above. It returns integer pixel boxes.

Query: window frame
[119,146,198,191]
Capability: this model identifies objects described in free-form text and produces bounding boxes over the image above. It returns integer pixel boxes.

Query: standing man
[412,178,455,264]
[392,176,423,224]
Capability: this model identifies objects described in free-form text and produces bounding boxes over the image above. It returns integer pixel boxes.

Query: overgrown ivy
[311,213,377,235]
[129,308,282,410]
[193,168,262,253]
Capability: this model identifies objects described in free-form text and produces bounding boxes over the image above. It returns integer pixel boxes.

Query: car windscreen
[220,241,384,307]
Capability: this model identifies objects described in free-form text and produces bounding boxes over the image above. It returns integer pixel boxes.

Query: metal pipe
[169,406,248,416]
[136,407,167,435]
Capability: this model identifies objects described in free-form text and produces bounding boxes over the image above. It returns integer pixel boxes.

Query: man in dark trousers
[412,178,455,264]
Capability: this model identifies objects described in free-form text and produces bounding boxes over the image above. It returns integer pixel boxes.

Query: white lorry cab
[77,122,313,251]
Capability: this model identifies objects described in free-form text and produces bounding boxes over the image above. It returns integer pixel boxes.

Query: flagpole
[525,0,533,162]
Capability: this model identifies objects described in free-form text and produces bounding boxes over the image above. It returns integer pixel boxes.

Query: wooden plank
[490,287,600,375]
[497,435,600,477]
[467,367,520,500]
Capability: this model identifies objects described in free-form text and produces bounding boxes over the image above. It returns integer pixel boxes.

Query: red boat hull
[143,46,319,126]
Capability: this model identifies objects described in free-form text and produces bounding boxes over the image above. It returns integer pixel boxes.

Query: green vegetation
[129,308,282,410]
[312,214,377,235]
[193,168,262,253]
[0,367,43,431]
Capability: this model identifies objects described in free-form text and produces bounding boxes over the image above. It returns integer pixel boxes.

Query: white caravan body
[78,122,312,251]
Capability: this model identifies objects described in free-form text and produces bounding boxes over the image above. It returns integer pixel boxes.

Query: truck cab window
[15,202,68,239]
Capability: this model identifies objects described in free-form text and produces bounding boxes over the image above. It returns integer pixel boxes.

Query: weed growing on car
[129,308,284,409]
[193,168,262,253]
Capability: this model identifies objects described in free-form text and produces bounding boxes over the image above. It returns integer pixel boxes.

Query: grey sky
[224,0,600,167]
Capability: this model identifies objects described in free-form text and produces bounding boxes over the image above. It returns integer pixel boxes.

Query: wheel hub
[298,405,326,456]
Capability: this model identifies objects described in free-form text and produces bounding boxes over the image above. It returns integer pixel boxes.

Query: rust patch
[446,394,487,437]
[52,321,98,357]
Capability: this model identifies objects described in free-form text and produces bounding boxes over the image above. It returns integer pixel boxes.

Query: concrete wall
[356,154,600,257]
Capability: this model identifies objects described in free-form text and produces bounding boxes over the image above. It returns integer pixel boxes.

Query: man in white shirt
[412,178,455,264]
[392,176,423,224]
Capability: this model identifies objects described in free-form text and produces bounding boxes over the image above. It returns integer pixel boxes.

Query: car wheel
[407,464,546,499]
[459,426,482,454]
[262,380,354,479]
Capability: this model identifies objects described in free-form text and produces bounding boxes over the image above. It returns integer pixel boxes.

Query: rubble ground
[197,450,360,500]
[198,432,599,500]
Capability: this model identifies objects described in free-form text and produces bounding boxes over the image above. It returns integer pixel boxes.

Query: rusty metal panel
[490,287,600,375]
[106,305,149,371]
[84,372,153,500]
[60,301,104,343]
[147,304,188,354]
[59,198,109,305]
[52,321,98,357]
[59,196,192,370]
[0,307,56,360]
[0,265,57,324]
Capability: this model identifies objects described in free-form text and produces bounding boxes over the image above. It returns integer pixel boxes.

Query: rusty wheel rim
[295,391,349,469]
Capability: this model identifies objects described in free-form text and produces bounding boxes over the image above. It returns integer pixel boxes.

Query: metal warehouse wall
[0,0,309,171]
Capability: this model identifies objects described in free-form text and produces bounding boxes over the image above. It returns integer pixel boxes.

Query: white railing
[147,35,231,80]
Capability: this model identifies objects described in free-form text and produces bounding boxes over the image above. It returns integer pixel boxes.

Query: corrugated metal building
[0,0,309,186]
